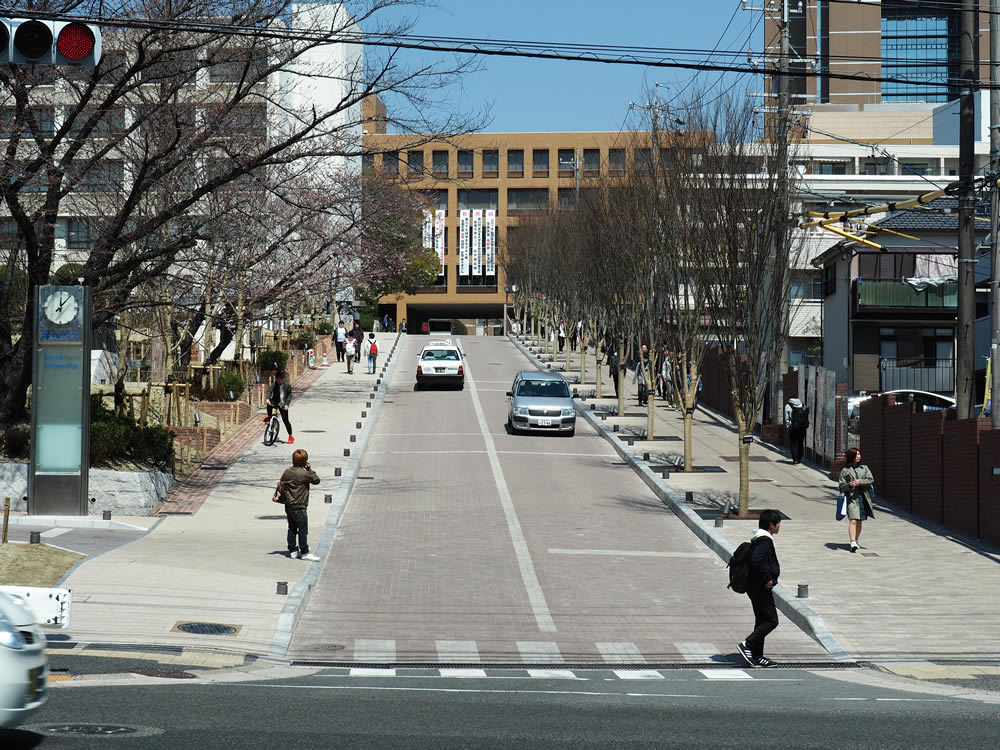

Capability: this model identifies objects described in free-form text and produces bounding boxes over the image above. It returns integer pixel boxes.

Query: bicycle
[263,409,282,446]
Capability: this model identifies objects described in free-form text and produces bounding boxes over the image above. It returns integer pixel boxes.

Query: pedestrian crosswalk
[323,665,765,681]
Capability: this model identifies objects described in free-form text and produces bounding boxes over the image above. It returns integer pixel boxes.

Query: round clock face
[43,291,79,325]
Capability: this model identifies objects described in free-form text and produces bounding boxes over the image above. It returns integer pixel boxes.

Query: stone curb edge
[508,334,853,663]
[269,333,403,658]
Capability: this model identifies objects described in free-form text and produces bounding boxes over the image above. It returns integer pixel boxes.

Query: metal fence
[879,357,954,392]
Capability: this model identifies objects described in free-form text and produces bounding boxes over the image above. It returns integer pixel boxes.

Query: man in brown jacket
[281,449,321,560]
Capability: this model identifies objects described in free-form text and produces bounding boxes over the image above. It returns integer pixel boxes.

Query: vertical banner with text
[434,209,446,276]
[422,210,433,255]
[485,209,496,276]
[472,209,483,276]
[459,209,470,276]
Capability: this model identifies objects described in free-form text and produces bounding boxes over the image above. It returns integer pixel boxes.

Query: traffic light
[0,18,102,66]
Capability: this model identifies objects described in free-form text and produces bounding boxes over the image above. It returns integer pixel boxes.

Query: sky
[367,0,766,135]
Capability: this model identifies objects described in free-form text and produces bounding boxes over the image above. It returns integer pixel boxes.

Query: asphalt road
[3,667,997,749]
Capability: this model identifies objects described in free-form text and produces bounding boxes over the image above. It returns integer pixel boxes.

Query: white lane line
[700,669,752,680]
[435,640,480,663]
[497,451,611,457]
[40,528,72,538]
[439,668,488,678]
[597,642,646,664]
[517,641,564,663]
[239,684,703,697]
[525,670,581,680]
[354,639,396,663]
[614,670,665,680]
[549,548,714,558]
[676,642,721,662]
[369,450,487,455]
[468,368,556,633]
[349,668,396,677]
[370,433,482,437]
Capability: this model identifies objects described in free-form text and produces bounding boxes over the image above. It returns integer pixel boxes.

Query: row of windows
[367,146,674,179]
[415,187,598,212]
[12,157,262,193]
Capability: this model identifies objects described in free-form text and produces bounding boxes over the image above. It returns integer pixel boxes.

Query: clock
[42,290,79,325]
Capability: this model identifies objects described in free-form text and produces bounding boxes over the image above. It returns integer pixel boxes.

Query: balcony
[855,278,957,310]
[880,357,954,392]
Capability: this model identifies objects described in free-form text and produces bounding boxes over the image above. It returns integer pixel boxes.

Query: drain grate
[175,622,238,636]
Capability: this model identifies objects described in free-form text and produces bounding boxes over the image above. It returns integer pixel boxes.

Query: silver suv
[506,371,577,436]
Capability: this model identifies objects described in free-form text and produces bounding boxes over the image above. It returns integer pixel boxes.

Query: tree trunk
[733,392,751,516]
[0,337,32,425]
[232,293,246,362]
[617,341,625,417]
[594,333,603,399]
[579,325,587,388]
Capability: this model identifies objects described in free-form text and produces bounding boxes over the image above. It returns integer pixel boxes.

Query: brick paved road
[290,337,827,665]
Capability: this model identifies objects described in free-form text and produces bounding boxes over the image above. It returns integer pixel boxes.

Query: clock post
[29,285,92,516]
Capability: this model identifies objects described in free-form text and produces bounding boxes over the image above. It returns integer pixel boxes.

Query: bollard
[29,530,41,544]
[797,584,809,599]
[686,491,694,503]
[324,493,333,504]
[356,422,362,429]
[661,468,670,480]
[590,403,595,411]
[643,452,650,462]
[377,379,381,386]
[715,518,724,528]
[612,424,619,432]
[350,434,356,443]
[334,467,342,477]
[722,499,732,516]
[102,510,111,521]
[344,448,351,457]
[366,402,372,408]
[276,581,288,595]
[361,411,367,418]
[625,437,634,446]
[600,413,607,420]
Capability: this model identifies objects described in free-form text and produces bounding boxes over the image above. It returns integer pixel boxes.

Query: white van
[0,591,48,728]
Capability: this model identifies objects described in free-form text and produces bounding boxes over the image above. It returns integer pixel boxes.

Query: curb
[508,334,853,663]
[269,332,403,658]
[6,516,152,531]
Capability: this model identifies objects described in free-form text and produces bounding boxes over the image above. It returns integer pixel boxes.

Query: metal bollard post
[715,518,724,528]
[344,448,351,457]
[334,467,342,477]
[643,452,650,462]
[102,510,111,521]
[350,435,356,443]
[276,582,288,595]
[686,491,694,503]
[356,422,362,429]
[361,411,367,418]
[797,584,809,599]
[29,530,41,544]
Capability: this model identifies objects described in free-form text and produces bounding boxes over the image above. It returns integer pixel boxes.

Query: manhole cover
[24,724,164,737]
[175,622,238,636]
[130,668,196,679]
[317,643,346,652]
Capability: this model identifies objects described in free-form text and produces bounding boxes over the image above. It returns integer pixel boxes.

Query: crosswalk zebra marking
[597,642,646,664]
[435,640,480,663]
[676,642,721,663]
[516,641,564,664]
[354,639,396,663]
[525,669,581,680]
[700,669,752,680]
[348,668,396,677]
[613,670,666,680]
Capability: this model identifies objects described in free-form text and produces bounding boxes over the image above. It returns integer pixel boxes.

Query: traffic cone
[321,349,329,367]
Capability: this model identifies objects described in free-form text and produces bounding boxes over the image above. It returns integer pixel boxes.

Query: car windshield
[516,380,571,398]
[422,350,460,361]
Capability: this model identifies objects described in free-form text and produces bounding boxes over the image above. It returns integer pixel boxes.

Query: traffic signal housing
[0,18,102,66]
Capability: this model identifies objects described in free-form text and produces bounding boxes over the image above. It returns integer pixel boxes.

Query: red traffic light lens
[13,20,53,60]
[56,23,94,62]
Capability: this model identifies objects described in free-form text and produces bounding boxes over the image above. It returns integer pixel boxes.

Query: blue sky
[369,0,764,134]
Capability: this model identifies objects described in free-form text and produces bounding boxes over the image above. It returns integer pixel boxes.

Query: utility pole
[774,0,791,423]
[957,2,977,420]
[992,0,1000,427]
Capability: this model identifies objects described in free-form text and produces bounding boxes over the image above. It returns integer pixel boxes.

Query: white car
[848,389,956,420]
[0,591,48,728]
[416,339,464,389]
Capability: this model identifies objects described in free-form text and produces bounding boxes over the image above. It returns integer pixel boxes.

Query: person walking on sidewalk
[365,332,378,374]
[281,449,321,561]
[558,321,566,353]
[607,346,620,398]
[264,371,294,444]
[737,509,782,668]
[839,447,875,553]
[785,397,809,464]
[344,335,357,374]
[632,345,649,406]
[335,321,347,362]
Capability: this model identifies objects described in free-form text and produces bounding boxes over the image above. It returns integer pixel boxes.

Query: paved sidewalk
[28,333,401,655]
[516,335,1000,663]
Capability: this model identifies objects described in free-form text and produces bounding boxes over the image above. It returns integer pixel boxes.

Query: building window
[67,218,97,251]
[457,189,498,210]
[881,3,958,102]
[75,161,125,192]
[421,189,448,212]
[583,148,600,175]
[362,153,374,171]
[634,148,652,170]
[382,151,399,176]
[507,149,524,176]
[507,188,549,211]
[558,188,578,209]
[899,161,931,176]
[407,150,424,174]
[558,148,575,176]
[822,264,837,297]
[816,162,848,175]
[532,149,549,176]
[457,149,474,175]
[209,49,267,82]
[432,150,449,176]
[864,160,890,175]
[609,148,625,174]
[482,149,499,176]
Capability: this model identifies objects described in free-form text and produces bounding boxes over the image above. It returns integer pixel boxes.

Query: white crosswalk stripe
[596,642,646,664]
[516,641,564,664]
[675,641,721,662]
[435,640,480,662]
[354,639,396,663]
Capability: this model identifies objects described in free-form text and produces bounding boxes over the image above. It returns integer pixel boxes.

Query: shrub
[219,373,247,401]
[257,349,288,372]
[129,426,174,470]
[451,319,468,335]
[316,320,333,335]
[295,331,316,350]
[2,425,30,459]
[88,392,174,469]
[90,420,130,466]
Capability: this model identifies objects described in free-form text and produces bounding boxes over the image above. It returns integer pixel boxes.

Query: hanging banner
[983,354,993,418]
[434,209,445,276]
[485,209,496,276]
[472,209,483,276]
[459,209,470,276]
[422,210,433,252]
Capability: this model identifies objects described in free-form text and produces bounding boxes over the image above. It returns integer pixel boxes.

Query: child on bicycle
[264,371,294,444]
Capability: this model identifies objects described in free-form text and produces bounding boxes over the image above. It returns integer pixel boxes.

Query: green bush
[129,426,174,469]
[258,349,288,372]
[316,320,334,335]
[2,425,30,459]
[295,331,316,350]
[219,373,247,401]
[89,420,130,466]
[89,393,174,470]
[451,319,468,335]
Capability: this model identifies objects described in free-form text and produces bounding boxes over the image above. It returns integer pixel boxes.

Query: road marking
[435,640,480,663]
[497,451,611,457]
[40,528,71,538]
[549,548,714,558]
[597,642,646,664]
[369,450,487,455]
[354,639,396,663]
[517,641,564,663]
[614,670,665,680]
[348,668,397,677]
[239,684,704,698]
[525,669,585,679]
[468,368,556,633]
[700,669,752,680]
[439,668,489,678]
[676,642,721,662]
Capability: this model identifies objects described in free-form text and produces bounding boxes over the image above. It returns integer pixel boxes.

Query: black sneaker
[850,542,858,553]
[755,656,776,668]
[737,641,754,666]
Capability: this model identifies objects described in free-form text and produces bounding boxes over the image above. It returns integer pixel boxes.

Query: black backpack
[791,405,809,431]
[727,539,757,594]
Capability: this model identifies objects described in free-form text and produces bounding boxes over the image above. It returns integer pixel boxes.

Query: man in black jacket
[737,509,782,668]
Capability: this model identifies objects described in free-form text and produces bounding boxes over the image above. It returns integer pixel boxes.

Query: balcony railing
[856,278,957,309]
[880,357,954,392]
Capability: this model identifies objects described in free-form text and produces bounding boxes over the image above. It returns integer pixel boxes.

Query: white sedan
[0,591,48,728]
[415,339,465,389]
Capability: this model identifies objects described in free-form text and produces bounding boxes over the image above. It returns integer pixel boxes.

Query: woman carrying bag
[838,447,875,553]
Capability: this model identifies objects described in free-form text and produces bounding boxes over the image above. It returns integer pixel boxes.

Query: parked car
[849,389,956,420]
[0,591,48,729]
[415,339,464,389]
[506,371,578,436]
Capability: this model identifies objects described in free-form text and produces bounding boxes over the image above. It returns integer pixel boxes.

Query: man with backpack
[784,397,809,465]
[365,333,378,374]
[734,509,782,668]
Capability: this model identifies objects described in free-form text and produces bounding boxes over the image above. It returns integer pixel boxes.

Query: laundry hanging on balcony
[903,254,957,290]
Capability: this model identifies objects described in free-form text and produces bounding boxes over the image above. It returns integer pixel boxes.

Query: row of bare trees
[503,98,801,515]
[0,0,480,424]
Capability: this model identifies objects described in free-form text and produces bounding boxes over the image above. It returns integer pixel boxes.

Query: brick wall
[910,410,945,524]
[196,401,252,433]
[882,402,915,513]
[171,425,222,455]
[979,430,1000,548]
